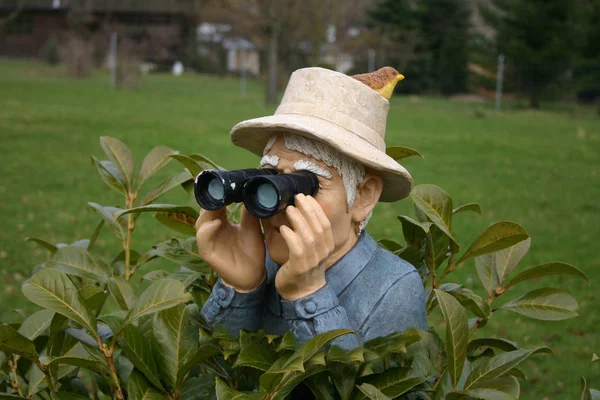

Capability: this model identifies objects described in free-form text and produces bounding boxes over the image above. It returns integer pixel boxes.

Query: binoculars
[194,168,319,218]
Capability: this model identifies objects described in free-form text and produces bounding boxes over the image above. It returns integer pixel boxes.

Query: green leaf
[166,270,203,288]
[79,284,107,314]
[467,338,518,356]
[88,202,127,239]
[142,171,193,206]
[17,309,55,340]
[505,262,589,289]
[47,354,108,375]
[118,323,164,390]
[453,203,483,215]
[356,383,392,400]
[51,393,91,400]
[127,370,167,400]
[235,342,278,372]
[215,378,262,400]
[88,219,105,251]
[152,238,208,272]
[108,276,136,311]
[143,270,170,282]
[410,184,457,245]
[116,204,198,219]
[491,238,531,285]
[187,153,222,169]
[476,254,500,299]
[0,324,38,359]
[138,146,178,189]
[90,156,127,194]
[386,146,424,162]
[152,304,198,390]
[46,246,109,283]
[500,288,580,320]
[377,239,402,252]
[359,367,427,398]
[22,269,97,335]
[294,329,356,362]
[270,366,328,400]
[450,289,491,319]
[466,375,520,400]
[25,237,57,254]
[181,376,215,400]
[178,342,220,384]
[100,136,134,190]
[169,154,214,177]
[592,353,599,362]
[457,222,529,266]
[580,377,600,400]
[155,211,198,236]
[465,347,553,389]
[120,279,193,333]
[398,216,432,246]
[0,395,27,400]
[435,289,468,389]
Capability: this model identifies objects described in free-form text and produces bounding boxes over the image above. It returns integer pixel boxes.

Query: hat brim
[230,114,413,202]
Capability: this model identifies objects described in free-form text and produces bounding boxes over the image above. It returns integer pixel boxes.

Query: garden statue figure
[196,67,427,349]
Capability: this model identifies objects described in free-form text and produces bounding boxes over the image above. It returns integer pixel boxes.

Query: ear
[350,170,383,225]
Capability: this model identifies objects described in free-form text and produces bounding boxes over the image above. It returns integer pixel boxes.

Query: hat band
[275,102,386,150]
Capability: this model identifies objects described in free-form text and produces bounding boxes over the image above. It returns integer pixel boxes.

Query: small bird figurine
[352,67,405,100]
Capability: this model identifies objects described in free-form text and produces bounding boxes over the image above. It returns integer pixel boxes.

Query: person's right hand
[195,206,266,292]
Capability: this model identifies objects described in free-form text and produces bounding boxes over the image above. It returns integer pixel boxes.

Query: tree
[481,0,576,108]
[573,0,600,110]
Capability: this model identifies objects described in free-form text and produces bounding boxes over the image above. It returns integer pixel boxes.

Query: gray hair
[263,133,373,232]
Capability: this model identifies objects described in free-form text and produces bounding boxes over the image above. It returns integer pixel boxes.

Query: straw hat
[229,67,413,202]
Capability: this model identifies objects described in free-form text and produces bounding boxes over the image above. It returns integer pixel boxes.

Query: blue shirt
[201,231,428,349]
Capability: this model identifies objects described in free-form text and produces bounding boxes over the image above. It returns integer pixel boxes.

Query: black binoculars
[194,168,319,219]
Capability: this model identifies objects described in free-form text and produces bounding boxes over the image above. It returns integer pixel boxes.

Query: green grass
[0,59,599,398]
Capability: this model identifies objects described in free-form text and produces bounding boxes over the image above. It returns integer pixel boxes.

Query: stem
[124,193,136,281]
[33,359,55,393]
[426,253,457,312]
[8,358,24,397]
[95,337,124,400]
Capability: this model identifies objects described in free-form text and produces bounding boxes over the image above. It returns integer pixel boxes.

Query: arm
[359,269,428,342]
[201,278,266,335]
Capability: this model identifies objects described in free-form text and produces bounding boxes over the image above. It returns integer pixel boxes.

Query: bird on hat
[352,67,405,100]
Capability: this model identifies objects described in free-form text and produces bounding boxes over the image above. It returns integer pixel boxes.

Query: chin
[264,227,289,265]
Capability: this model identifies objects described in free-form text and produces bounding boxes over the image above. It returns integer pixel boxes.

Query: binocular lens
[207,178,225,201]
[256,183,278,209]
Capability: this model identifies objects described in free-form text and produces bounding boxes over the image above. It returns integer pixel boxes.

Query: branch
[0,0,28,29]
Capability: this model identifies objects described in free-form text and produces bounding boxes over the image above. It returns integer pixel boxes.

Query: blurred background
[0,0,599,398]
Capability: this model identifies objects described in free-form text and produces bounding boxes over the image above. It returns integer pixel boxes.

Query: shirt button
[304,300,317,314]
[217,288,228,300]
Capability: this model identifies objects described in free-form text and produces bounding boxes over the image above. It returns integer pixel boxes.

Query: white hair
[263,133,373,233]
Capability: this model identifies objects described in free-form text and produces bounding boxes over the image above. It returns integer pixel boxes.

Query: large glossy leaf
[138,146,178,189]
[88,203,127,239]
[294,329,356,363]
[151,238,208,272]
[155,211,198,236]
[169,154,210,177]
[100,136,134,190]
[465,376,520,400]
[450,289,491,319]
[476,254,500,298]
[358,367,427,399]
[398,216,432,246]
[505,262,589,289]
[181,376,215,400]
[120,279,192,333]
[453,203,483,216]
[127,370,167,400]
[0,324,37,359]
[215,378,262,400]
[234,342,278,372]
[119,323,164,390]
[435,289,468,389]
[467,338,518,356]
[46,354,108,375]
[386,146,424,162]
[178,342,221,386]
[108,276,136,311]
[79,284,107,314]
[270,367,328,400]
[22,269,97,335]
[487,238,531,285]
[500,288,579,320]
[46,245,109,283]
[457,222,529,266]
[410,184,457,244]
[152,304,198,390]
[424,225,451,271]
[465,347,553,389]
[24,237,57,254]
[356,383,392,400]
[142,171,193,205]
[581,377,600,400]
[29,343,88,394]
[90,156,127,194]
[116,204,198,219]
[17,309,55,340]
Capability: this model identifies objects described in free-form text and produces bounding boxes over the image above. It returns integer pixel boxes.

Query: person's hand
[195,206,266,292]
[275,194,335,300]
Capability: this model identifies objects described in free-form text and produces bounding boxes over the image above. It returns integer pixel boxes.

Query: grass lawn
[0,59,599,398]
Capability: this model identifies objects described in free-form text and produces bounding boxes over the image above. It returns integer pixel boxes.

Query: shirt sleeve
[200,278,266,336]
[359,269,428,342]
[279,284,360,350]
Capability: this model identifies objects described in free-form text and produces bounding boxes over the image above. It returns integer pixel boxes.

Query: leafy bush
[0,137,594,399]
[39,36,60,66]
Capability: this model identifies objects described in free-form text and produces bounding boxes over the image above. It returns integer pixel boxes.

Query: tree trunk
[266,23,279,105]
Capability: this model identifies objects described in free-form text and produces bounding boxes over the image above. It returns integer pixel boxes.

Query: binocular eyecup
[194,168,319,219]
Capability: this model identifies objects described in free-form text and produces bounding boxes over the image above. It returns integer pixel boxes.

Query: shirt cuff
[212,278,266,309]
[280,284,339,320]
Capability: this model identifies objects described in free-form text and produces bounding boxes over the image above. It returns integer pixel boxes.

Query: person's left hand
[275,193,335,300]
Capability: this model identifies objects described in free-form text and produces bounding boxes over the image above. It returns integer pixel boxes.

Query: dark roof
[0,0,194,14]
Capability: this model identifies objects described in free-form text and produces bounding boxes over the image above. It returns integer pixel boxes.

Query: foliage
[0,137,589,399]
[39,36,61,66]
